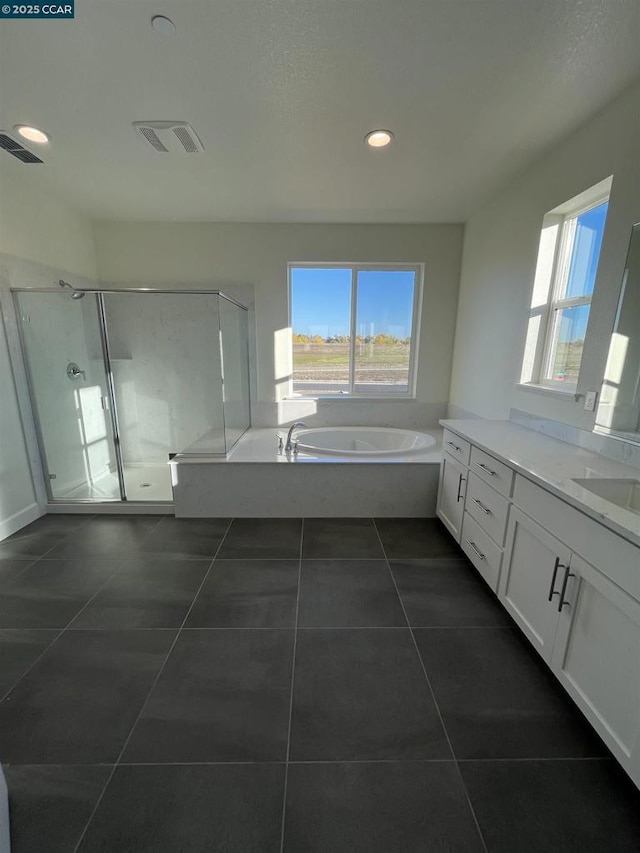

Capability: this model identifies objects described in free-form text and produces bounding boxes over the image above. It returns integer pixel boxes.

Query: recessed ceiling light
[151,15,175,35]
[365,129,394,148]
[15,125,49,144]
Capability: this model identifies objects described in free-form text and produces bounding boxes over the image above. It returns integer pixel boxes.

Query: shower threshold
[59,464,173,502]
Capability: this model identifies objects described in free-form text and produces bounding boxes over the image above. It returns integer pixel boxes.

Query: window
[520,179,611,392]
[289,264,422,397]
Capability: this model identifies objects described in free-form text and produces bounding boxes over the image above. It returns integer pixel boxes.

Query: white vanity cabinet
[551,552,640,783]
[437,422,640,788]
[500,506,571,663]
[436,450,467,540]
[499,474,640,786]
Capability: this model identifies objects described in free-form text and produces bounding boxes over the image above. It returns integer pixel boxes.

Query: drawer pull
[466,540,486,561]
[446,440,462,452]
[548,556,564,601]
[558,564,575,612]
[474,461,496,477]
[456,474,466,503]
[473,498,491,515]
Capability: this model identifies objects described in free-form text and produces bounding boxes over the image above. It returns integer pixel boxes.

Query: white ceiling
[0,0,638,222]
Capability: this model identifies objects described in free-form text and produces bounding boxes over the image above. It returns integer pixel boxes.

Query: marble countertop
[441,419,640,547]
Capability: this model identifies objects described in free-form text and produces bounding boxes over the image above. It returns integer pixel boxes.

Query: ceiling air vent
[133,121,204,153]
[0,132,43,164]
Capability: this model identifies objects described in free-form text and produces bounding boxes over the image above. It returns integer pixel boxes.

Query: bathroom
[0,2,639,850]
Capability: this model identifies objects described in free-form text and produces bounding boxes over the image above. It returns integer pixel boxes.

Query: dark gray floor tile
[0,629,59,698]
[186,560,298,628]
[414,627,606,759]
[12,514,94,536]
[5,764,111,853]
[302,518,384,559]
[0,629,175,764]
[0,559,123,628]
[122,629,294,762]
[298,560,406,628]
[390,558,510,626]
[0,559,35,585]
[461,759,640,853]
[78,764,285,853]
[217,518,302,559]
[284,761,484,853]
[69,557,210,629]
[138,516,231,559]
[375,518,460,559]
[0,533,63,560]
[289,629,450,761]
[44,515,161,558]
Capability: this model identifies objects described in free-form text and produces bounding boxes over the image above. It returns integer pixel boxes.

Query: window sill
[516,383,579,401]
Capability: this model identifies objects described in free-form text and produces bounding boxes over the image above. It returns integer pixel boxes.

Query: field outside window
[289,265,421,397]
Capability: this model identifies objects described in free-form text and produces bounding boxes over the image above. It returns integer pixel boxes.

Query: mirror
[595,223,640,443]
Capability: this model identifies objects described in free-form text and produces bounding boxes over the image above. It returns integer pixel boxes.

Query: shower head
[58,279,85,299]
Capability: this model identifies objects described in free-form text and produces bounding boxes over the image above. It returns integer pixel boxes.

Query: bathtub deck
[172,428,442,518]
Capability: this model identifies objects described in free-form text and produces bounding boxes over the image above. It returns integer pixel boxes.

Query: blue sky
[559,201,608,342]
[291,268,415,338]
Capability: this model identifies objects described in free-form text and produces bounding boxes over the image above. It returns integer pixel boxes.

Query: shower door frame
[11,287,249,505]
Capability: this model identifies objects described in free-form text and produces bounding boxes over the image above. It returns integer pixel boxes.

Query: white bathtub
[293,426,436,457]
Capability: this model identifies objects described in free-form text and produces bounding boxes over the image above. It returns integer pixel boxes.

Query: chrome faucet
[285,422,307,452]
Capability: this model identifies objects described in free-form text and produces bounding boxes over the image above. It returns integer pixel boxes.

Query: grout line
[72,518,234,853]
[59,557,134,631]
[278,518,303,853]
[0,553,132,704]
[372,519,490,853]
[0,628,66,705]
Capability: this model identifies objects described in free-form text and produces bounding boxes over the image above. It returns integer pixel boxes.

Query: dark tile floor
[0,514,639,852]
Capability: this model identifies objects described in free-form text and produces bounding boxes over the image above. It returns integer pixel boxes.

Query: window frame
[520,183,610,395]
[287,261,424,399]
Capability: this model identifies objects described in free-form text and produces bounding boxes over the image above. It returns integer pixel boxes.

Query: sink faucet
[285,422,307,452]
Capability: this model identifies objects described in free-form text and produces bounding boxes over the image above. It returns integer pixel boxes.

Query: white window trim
[520,179,611,395]
[287,262,424,400]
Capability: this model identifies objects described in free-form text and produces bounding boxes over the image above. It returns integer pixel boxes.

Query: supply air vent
[0,132,43,164]
[133,121,204,153]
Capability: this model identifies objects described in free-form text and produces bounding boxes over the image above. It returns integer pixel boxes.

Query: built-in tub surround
[441,419,640,546]
[172,427,442,517]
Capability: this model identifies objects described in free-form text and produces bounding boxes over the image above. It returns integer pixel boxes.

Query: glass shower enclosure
[13,289,250,503]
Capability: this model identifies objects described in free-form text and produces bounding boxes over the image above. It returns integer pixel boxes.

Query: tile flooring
[0,514,639,852]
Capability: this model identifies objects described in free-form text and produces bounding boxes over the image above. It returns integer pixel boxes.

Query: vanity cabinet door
[436,453,467,541]
[500,506,571,664]
[550,553,640,787]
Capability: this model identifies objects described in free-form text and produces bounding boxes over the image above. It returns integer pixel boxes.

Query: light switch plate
[584,390,598,412]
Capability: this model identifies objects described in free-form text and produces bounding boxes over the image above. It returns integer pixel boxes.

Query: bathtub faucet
[285,422,307,452]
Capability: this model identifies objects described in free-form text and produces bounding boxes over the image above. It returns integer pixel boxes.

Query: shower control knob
[66,362,86,381]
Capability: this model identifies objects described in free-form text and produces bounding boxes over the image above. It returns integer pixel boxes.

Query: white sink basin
[572,478,640,515]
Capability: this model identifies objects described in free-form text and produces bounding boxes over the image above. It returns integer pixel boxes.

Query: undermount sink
[572,478,640,515]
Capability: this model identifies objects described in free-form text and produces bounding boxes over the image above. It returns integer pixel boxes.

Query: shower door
[15,291,122,501]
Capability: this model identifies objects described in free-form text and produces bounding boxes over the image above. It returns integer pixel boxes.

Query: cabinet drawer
[466,472,510,545]
[461,512,502,592]
[442,429,471,466]
[469,446,514,497]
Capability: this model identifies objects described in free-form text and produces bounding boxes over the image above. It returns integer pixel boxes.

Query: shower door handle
[66,362,86,381]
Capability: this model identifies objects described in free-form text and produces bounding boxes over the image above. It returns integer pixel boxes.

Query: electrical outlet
[584,390,598,412]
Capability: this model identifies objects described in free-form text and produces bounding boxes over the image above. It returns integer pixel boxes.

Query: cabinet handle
[474,461,496,476]
[558,564,575,612]
[548,556,564,601]
[446,440,462,452]
[466,540,486,561]
[456,474,466,503]
[473,498,491,515]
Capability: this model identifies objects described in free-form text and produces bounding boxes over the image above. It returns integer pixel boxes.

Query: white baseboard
[0,502,44,542]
